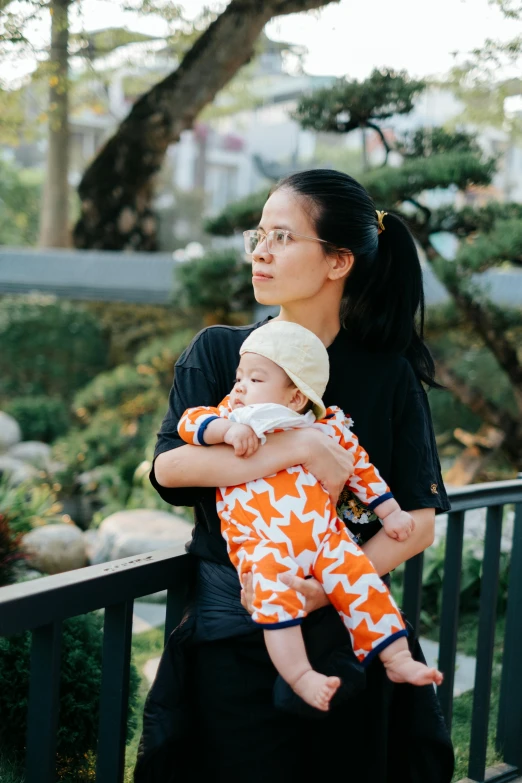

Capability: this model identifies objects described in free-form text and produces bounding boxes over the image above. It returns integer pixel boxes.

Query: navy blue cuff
[197,415,220,445]
[256,618,304,630]
[361,628,409,668]
[368,492,395,511]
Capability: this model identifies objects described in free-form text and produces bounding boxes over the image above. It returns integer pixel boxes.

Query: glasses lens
[244,230,260,254]
[269,230,286,254]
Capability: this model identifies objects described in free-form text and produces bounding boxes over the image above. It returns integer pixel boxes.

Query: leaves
[293,68,425,133]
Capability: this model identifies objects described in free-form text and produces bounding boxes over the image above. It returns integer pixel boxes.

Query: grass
[123,625,165,782]
[422,612,506,782]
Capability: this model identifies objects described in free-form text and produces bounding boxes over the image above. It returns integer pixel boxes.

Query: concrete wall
[0,247,521,309]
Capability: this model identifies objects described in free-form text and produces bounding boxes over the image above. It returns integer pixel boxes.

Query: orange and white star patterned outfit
[179,399,407,665]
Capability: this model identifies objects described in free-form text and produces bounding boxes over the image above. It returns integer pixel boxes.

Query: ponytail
[340,212,439,387]
[273,170,440,388]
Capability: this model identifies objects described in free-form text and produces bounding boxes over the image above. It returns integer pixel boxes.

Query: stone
[89,509,191,565]
[8,441,52,468]
[22,523,87,575]
[0,411,22,453]
[0,454,39,485]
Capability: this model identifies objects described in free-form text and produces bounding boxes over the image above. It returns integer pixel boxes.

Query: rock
[8,441,52,469]
[83,529,100,563]
[0,455,39,485]
[22,523,87,575]
[0,411,22,453]
[89,509,191,565]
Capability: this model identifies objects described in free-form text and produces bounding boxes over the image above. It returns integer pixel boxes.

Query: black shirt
[151,317,450,565]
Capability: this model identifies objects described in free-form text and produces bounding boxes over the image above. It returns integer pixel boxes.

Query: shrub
[4,396,71,443]
[0,479,66,536]
[0,513,27,587]
[52,330,195,502]
[173,249,255,324]
[83,301,191,366]
[0,612,140,780]
[0,295,110,401]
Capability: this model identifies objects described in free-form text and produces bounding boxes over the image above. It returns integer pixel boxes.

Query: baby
[179,321,442,712]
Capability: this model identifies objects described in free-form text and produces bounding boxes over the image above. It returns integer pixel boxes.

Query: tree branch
[427,247,522,412]
[435,355,522,467]
[433,356,512,430]
[74,0,338,249]
[366,120,390,166]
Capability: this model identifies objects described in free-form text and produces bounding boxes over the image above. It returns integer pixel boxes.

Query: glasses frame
[243,228,335,256]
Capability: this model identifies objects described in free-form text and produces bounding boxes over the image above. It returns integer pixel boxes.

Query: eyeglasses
[243,228,333,256]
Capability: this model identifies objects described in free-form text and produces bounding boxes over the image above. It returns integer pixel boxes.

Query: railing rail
[1,480,522,783]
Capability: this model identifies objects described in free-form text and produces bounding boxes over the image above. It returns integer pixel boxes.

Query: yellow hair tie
[376,210,388,234]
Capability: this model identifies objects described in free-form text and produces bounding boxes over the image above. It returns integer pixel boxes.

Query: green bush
[0,479,66,536]
[0,295,110,401]
[52,330,195,502]
[4,396,71,443]
[391,530,512,630]
[0,513,27,587]
[173,249,255,324]
[83,301,192,366]
[0,612,140,780]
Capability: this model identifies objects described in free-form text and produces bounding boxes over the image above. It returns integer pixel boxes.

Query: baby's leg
[379,637,443,686]
[264,625,341,712]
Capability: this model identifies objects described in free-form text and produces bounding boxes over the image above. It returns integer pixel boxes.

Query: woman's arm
[361,507,435,576]
[155,427,355,500]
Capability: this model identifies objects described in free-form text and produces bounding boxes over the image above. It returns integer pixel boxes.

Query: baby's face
[230,352,296,410]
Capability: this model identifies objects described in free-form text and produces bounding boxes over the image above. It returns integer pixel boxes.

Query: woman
[134,170,454,783]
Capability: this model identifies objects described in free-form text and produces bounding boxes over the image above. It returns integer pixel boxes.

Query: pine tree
[205,70,522,481]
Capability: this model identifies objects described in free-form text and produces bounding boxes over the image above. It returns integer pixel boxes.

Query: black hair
[271,169,439,388]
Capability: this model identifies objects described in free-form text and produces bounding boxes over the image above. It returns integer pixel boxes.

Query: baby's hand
[382,509,415,542]
[224,423,260,458]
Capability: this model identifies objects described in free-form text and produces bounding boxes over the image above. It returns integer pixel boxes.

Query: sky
[2,0,518,85]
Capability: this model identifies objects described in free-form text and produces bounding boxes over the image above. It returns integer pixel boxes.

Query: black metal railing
[1,479,522,783]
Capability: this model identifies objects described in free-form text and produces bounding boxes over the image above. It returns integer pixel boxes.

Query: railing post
[468,505,503,783]
[497,502,522,770]
[25,621,62,783]
[437,510,465,731]
[402,552,424,637]
[95,601,134,783]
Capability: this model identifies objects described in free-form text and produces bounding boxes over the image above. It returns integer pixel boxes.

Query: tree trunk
[72,0,339,251]
[39,0,71,248]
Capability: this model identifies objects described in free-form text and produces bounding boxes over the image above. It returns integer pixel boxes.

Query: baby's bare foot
[292,670,341,711]
[383,649,443,687]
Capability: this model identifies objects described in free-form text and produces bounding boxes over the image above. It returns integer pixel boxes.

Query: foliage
[0,295,110,401]
[173,248,256,324]
[392,523,512,631]
[4,395,71,443]
[396,127,485,159]
[0,512,27,587]
[205,67,522,474]
[362,151,495,205]
[204,188,268,237]
[0,612,140,780]
[0,478,66,535]
[293,68,425,135]
[52,329,194,498]
[82,301,192,366]
[0,157,42,246]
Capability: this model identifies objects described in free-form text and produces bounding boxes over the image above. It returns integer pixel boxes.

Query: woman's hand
[301,428,355,503]
[240,572,330,615]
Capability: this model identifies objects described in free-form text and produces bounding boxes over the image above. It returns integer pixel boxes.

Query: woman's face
[251,188,333,308]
